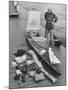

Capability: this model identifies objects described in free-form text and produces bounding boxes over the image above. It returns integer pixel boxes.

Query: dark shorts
[46,23,54,31]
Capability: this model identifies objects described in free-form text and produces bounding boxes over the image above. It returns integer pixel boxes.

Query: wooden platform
[9,1,19,17]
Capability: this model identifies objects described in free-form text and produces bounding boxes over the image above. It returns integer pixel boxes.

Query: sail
[26,10,41,31]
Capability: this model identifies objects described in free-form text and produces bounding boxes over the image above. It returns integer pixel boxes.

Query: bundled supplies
[11,49,46,83]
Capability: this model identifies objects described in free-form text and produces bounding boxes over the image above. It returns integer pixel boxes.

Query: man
[44,9,58,46]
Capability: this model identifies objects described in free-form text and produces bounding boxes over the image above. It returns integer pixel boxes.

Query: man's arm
[53,13,58,23]
[44,12,47,20]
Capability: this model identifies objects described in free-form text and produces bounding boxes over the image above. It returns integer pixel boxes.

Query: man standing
[44,9,58,46]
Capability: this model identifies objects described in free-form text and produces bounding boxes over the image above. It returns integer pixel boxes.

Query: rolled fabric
[29,71,35,76]
[15,57,22,64]
[39,49,46,55]
[29,50,43,68]
[16,69,21,75]
[35,73,45,81]
[11,61,17,67]
[29,50,34,54]
[21,54,27,61]
[26,60,34,65]
[15,54,27,64]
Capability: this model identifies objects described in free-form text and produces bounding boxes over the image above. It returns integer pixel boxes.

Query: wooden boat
[26,33,61,77]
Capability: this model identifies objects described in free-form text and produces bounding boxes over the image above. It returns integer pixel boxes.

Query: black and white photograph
[9,1,66,89]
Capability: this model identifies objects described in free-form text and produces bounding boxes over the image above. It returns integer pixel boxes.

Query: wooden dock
[9,1,19,17]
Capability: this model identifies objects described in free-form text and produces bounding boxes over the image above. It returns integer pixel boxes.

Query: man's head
[48,8,52,13]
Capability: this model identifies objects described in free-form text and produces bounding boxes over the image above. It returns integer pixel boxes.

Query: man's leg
[45,29,50,46]
[49,30,54,47]
[50,30,54,41]
[45,29,48,39]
